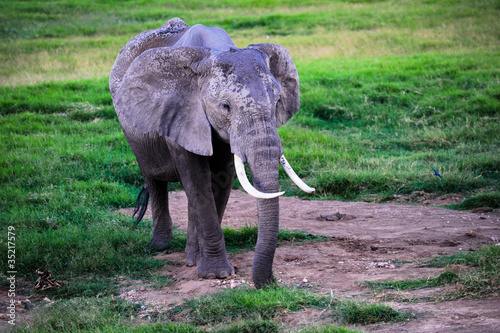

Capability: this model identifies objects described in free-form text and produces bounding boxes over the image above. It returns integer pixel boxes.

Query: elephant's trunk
[243,134,282,289]
[253,195,279,288]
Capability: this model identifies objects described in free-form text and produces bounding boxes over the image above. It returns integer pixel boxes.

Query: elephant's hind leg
[147,179,174,250]
[210,145,236,224]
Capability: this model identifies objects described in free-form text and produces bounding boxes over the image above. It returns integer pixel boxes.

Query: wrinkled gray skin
[110,18,300,288]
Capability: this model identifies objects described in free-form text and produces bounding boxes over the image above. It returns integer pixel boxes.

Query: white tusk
[234,155,285,199]
[279,155,315,193]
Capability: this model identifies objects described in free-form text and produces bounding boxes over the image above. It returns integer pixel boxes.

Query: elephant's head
[113,43,314,288]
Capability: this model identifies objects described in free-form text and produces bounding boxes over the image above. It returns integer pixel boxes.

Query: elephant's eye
[276,97,283,108]
[221,101,231,112]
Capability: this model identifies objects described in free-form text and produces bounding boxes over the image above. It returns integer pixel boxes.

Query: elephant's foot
[197,256,234,279]
[149,232,173,250]
[186,246,200,267]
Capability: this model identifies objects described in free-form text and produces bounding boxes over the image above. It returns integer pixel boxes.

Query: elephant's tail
[132,186,149,227]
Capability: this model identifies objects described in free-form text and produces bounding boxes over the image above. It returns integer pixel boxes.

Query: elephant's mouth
[234,154,315,199]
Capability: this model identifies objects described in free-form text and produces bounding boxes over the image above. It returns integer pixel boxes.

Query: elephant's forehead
[205,65,238,94]
[207,56,278,106]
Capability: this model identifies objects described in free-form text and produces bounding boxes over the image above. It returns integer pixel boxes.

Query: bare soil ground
[2,191,499,332]
[118,190,500,333]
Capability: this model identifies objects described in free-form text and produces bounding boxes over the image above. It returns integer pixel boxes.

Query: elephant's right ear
[114,47,213,156]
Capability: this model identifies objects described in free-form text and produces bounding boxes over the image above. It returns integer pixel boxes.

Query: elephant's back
[109,18,190,99]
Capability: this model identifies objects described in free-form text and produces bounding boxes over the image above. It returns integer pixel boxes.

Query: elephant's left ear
[248,43,300,127]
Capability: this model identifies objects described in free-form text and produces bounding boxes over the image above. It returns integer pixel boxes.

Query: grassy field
[0,0,499,332]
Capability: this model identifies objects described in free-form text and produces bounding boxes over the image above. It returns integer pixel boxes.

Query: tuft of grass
[224,225,321,252]
[15,297,139,333]
[222,226,259,252]
[148,274,175,289]
[365,270,459,291]
[277,228,323,243]
[427,246,500,270]
[215,320,279,333]
[171,285,331,325]
[365,246,500,300]
[171,283,414,328]
[451,193,500,210]
[120,323,203,333]
[334,300,415,325]
[18,297,209,332]
[129,271,175,290]
[427,246,500,298]
[299,326,363,333]
[36,277,118,299]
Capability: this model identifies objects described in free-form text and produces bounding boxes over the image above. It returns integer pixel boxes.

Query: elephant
[109,17,314,288]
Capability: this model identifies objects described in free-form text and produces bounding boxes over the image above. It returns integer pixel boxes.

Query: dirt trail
[118,190,500,333]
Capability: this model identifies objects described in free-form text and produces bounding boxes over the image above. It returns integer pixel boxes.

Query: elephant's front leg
[176,153,234,279]
[186,208,200,267]
[186,146,235,268]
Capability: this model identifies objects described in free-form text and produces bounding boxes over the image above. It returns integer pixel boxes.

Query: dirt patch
[385,191,465,206]
[2,190,499,332]
[114,190,500,332]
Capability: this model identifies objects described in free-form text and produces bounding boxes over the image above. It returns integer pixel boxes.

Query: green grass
[215,320,279,333]
[170,285,411,330]
[365,270,460,291]
[451,193,500,210]
[171,285,331,325]
[15,297,140,333]
[35,277,119,299]
[365,246,500,300]
[1,53,498,205]
[19,286,377,332]
[0,212,164,279]
[299,327,362,333]
[16,288,407,332]
[333,300,415,325]
[2,0,499,84]
[426,245,500,298]
[427,245,500,269]
[281,52,499,199]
